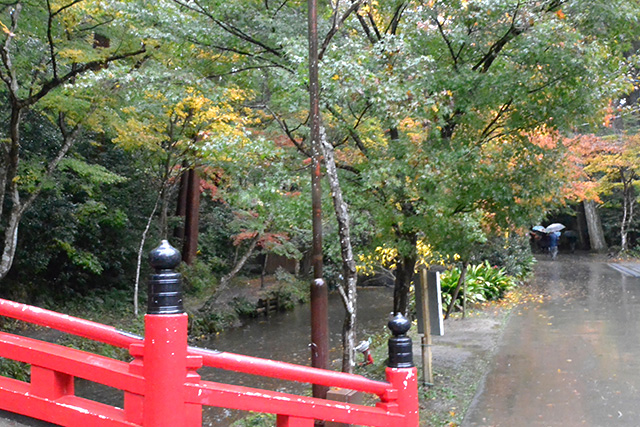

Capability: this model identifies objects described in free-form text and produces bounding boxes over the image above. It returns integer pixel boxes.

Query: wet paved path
[464,255,640,426]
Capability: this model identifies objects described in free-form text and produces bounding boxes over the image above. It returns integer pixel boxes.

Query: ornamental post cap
[388,312,411,336]
[149,240,181,270]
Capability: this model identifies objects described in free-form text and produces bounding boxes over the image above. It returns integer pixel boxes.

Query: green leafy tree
[319,0,639,314]
[0,0,145,280]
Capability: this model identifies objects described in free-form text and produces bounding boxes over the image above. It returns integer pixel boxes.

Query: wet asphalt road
[464,254,640,427]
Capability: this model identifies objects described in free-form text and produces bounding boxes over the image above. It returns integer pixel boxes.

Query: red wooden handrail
[192,347,392,397]
[0,241,419,426]
[0,329,407,427]
[185,380,404,427]
[0,298,137,348]
[0,298,392,397]
[0,331,144,394]
[0,331,141,426]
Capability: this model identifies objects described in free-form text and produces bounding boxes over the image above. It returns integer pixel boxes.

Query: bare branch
[481,99,513,139]
[433,13,459,71]
[266,106,312,158]
[50,0,84,18]
[384,1,408,35]
[46,0,59,79]
[472,3,527,73]
[325,103,369,157]
[355,12,376,44]
[23,47,146,107]
[206,64,288,78]
[319,0,366,60]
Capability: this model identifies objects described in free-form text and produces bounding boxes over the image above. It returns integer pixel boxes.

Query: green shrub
[188,310,236,336]
[0,359,30,382]
[231,297,259,317]
[440,261,517,311]
[231,412,276,426]
[179,260,219,296]
[475,234,536,283]
[267,268,309,310]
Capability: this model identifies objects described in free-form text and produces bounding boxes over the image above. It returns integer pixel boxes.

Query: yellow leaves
[358,239,460,276]
[58,49,90,62]
[399,117,419,130]
[357,0,384,31]
[114,118,165,151]
[0,20,14,37]
[116,85,256,156]
[357,245,399,275]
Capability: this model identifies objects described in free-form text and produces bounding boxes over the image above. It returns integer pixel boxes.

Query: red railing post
[30,366,74,399]
[142,240,196,427]
[276,414,314,426]
[378,313,419,426]
[126,342,145,425]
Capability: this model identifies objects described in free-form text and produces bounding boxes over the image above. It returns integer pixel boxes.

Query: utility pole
[308,0,329,400]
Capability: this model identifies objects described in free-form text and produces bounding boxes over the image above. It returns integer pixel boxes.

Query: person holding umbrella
[545,223,565,260]
[548,231,560,260]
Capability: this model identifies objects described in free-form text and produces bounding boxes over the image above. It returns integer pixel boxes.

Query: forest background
[0,0,639,375]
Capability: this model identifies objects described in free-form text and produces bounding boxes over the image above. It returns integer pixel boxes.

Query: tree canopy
[0,0,638,320]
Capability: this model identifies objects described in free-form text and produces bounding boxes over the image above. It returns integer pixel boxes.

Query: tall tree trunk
[182,168,201,264]
[584,200,607,252]
[308,0,328,399]
[173,164,189,243]
[320,128,358,373]
[1,109,78,280]
[261,253,268,289]
[620,171,635,252]
[0,106,23,280]
[134,193,162,316]
[393,240,417,316]
[445,263,468,319]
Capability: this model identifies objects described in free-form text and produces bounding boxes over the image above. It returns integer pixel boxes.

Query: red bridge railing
[0,240,419,426]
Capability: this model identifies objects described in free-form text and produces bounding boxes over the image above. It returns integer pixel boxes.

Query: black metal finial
[148,240,184,315]
[149,240,181,270]
[387,313,414,368]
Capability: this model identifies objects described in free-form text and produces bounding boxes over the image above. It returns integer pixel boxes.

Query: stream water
[76,286,394,426]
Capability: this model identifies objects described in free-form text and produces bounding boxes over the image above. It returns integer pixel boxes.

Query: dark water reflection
[198,287,393,425]
[76,287,394,426]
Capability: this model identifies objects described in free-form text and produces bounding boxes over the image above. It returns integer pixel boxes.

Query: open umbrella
[532,225,545,232]
[545,223,565,233]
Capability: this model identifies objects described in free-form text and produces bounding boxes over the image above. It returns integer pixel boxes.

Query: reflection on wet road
[464,255,640,426]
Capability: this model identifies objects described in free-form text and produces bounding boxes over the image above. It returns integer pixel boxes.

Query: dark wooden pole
[308,0,329,400]
[173,167,188,243]
[182,168,200,265]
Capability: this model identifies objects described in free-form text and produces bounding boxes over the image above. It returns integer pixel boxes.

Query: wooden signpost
[415,269,444,386]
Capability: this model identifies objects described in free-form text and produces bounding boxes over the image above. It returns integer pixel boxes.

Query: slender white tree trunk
[320,127,358,373]
[620,170,636,252]
[134,194,161,316]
